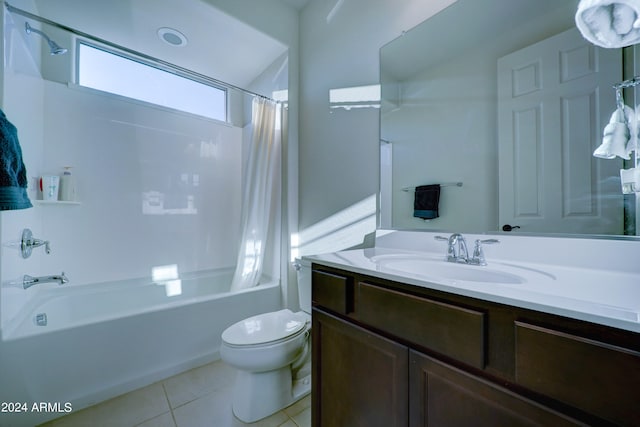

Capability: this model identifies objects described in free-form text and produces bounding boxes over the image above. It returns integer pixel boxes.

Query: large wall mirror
[380,0,640,238]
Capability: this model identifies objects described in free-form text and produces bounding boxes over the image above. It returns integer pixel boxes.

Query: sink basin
[370,254,526,284]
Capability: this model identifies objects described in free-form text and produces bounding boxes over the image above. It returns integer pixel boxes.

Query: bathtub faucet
[23,272,69,289]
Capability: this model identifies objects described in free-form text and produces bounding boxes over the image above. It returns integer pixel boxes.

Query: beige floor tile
[282,395,310,418]
[38,361,310,427]
[290,407,311,427]
[172,389,236,427]
[135,411,176,427]
[42,382,169,427]
[244,411,292,427]
[172,389,289,427]
[163,360,236,409]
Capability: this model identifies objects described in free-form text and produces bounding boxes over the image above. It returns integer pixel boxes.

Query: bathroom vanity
[308,233,640,427]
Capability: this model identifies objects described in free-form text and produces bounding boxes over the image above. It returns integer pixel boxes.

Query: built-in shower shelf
[33,200,82,206]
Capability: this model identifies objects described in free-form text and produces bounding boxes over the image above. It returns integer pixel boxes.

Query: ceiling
[27,0,291,89]
[381,0,575,82]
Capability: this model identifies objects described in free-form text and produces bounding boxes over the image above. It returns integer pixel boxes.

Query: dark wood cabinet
[312,309,408,427]
[311,263,640,427]
[357,281,486,369]
[409,351,582,427]
[515,321,640,426]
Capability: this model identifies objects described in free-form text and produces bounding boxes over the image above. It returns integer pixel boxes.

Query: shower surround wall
[0,10,261,331]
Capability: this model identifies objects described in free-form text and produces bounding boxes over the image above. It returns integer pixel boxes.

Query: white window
[329,84,380,110]
[77,42,227,121]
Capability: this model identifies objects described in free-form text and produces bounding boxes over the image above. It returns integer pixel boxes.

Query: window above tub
[76,42,227,122]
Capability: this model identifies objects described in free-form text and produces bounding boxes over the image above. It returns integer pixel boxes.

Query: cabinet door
[409,351,584,427]
[312,309,408,427]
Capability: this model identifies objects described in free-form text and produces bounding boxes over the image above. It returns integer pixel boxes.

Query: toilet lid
[222,309,308,346]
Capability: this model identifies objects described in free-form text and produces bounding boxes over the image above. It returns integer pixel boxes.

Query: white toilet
[220,260,312,423]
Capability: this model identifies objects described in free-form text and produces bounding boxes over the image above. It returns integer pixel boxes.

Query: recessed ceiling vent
[157,27,188,47]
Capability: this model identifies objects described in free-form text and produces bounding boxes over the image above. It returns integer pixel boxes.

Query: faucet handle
[32,238,51,254]
[434,236,449,241]
[471,239,500,265]
[20,228,51,258]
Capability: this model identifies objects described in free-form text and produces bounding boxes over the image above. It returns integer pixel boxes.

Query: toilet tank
[294,258,312,313]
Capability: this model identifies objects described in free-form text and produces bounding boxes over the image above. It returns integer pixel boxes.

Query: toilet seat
[222,309,309,348]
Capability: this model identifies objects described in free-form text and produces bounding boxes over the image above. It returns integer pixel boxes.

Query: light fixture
[157,27,188,47]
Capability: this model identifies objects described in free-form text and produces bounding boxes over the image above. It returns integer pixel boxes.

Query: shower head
[25,22,68,55]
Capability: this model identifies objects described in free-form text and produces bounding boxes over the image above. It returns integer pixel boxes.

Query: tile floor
[40,360,311,427]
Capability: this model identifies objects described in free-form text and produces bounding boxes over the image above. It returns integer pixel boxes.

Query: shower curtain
[231,97,283,291]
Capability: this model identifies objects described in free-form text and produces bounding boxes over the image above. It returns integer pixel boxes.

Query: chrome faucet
[23,272,68,289]
[435,233,469,263]
[435,234,500,265]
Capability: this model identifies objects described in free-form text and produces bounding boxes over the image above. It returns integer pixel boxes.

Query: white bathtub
[0,270,281,426]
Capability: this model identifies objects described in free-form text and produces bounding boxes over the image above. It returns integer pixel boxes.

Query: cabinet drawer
[515,321,640,427]
[358,282,486,369]
[312,269,353,315]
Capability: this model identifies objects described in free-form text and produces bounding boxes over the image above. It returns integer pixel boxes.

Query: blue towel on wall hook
[0,109,32,210]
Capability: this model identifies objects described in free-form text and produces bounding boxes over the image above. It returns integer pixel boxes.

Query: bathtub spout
[23,272,69,289]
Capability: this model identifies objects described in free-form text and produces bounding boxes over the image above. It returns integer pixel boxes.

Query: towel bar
[401,182,463,192]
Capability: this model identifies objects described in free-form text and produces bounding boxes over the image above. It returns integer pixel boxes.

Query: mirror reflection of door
[498,28,623,234]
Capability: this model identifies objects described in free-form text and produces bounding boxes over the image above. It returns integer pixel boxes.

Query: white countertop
[306,242,640,333]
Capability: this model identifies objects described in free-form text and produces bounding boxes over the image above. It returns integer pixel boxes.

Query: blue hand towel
[0,109,32,210]
[413,184,440,220]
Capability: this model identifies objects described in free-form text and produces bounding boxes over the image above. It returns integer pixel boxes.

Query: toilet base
[292,373,312,401]
[231,367,311,423]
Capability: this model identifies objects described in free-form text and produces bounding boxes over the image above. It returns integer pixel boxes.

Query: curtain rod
[4,2,278,103]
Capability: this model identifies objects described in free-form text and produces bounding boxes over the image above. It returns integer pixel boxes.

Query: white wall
[383,49,498,232]
[297,0,456,255]
[0,1,45,329]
